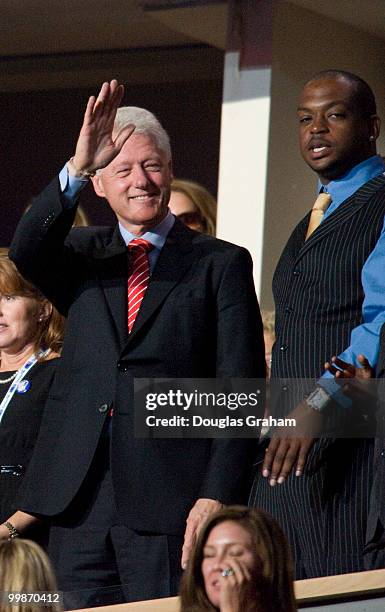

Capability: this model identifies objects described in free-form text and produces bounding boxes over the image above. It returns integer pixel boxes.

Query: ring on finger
[221,567,234,577]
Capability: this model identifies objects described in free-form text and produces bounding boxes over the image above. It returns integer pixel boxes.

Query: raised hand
[70,79,135,177]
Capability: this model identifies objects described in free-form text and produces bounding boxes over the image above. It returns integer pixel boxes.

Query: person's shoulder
[45,352,60,362]
[191,231,252,261]
[29,356,60,384]
[68,225,115,240]
[361,173,385,200]
[37,355,60,368]
[173,220,250,256]
[65,225,118,251]
[195,231,244,248]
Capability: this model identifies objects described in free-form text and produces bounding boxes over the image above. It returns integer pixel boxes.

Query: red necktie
[127,238,153,333]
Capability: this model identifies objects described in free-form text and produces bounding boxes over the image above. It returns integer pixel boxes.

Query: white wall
[217,55,271,298]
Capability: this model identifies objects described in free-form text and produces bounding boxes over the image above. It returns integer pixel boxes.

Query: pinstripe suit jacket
[368,324,385,541]
[251,174,385,578]
[271,174,385,413]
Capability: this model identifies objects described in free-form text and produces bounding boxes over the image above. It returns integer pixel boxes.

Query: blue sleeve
[318,216,385,403]
[59,164,88,206]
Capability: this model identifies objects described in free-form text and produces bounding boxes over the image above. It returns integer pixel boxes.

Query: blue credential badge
[16,380,31,394]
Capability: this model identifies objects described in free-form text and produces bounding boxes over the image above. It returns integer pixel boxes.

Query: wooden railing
[72,568,385,611]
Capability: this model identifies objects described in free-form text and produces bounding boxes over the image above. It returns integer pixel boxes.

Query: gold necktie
[305,192,332,240]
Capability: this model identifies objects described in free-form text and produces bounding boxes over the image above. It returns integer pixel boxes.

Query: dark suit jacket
[9,178,265,535]
[253,174,385,577]
[368,323,385,541]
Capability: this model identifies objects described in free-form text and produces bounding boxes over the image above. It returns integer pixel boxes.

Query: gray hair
[114,106,171,160]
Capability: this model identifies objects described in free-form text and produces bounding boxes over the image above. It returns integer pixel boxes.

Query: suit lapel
[123,220,196,347]
[296,174,385,263]
[93,226,129,350]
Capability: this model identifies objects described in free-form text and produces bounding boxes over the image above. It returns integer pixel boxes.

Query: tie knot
[313,192,332,212]
[128,238,153,253]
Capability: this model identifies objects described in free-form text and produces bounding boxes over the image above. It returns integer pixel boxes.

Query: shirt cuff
[316,375,352,410]
[59,164,89,207]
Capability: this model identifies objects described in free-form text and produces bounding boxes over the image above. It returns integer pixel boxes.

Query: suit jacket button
[380,449,385,458]
[118,362,128,372]
[280,345,288,352]
[99,404,109,414]
[293,270,301,276]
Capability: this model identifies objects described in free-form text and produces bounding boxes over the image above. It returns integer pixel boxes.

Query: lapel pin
[16,380,31,394]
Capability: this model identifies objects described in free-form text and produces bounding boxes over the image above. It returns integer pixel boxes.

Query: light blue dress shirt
[311,155,385,405]
[318,155,385,374]
[58,165,175,271]
[321,155,385,222]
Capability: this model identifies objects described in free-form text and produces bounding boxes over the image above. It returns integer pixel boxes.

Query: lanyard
[0,350,47,425]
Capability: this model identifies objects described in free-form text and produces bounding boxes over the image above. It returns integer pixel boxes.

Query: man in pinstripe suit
[368,332,385,569]
[250,70,385,577]
[325,341,385,569]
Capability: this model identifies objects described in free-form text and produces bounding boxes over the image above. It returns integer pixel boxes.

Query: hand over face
[201,520,255,612]
[217,558,253,612]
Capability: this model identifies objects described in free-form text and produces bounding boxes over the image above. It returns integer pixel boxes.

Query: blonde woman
[0,539,61,612]
[169,179,217,235]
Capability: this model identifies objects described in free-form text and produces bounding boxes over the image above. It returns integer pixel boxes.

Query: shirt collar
[318,155,385,207]
[118,210,175,249]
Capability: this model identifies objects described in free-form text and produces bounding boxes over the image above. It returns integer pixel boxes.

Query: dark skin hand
[325,354,373,379]
[325,354,375,400]
[262,354,374,485]
[262,401,324,485]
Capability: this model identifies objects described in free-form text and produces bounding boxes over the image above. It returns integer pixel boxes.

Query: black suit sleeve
[200,246,265,503]
[215,247,265,377]
[9,177,80,315]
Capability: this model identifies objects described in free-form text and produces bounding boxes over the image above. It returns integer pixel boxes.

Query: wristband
[305,386,330,412]
[3,521,19,539]
[68,157,96,179]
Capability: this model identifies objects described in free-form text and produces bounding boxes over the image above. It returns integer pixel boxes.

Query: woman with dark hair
[180,506,296,612]
[0,250,64,540]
